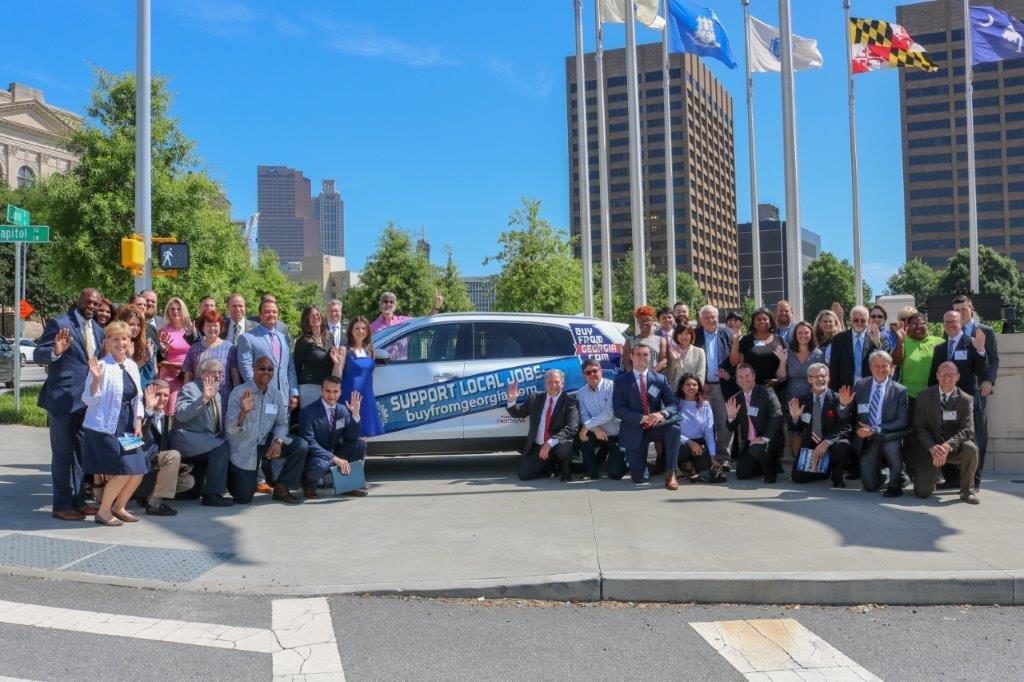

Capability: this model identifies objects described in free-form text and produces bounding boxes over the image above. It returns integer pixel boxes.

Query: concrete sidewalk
[1,425,1023,605]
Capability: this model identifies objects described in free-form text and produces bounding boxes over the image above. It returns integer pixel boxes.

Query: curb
[3,565,1019,605]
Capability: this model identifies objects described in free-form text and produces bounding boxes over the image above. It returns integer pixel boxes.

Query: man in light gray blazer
[171,358,233,507]
[236,298,299,412]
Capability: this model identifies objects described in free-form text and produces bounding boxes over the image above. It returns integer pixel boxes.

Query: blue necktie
[869,384,883,428]
[947,339,957,361]
[853,334,864,379]
[706,332,716,380]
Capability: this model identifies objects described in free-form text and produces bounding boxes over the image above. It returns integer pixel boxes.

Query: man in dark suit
[300,376,366,497]
[829,305,889,391]
[135,378,188,516]
[34,288,104,521]
[222,293,257,344]
[787,363,853,487]
[612,344,681,487]
[506,370,580,482]
[775,299,796,346]
[952,295,998,488]
[726,363,784,482]
[912,362,979,504]
[846,350,910,497]
[694,304,736,461]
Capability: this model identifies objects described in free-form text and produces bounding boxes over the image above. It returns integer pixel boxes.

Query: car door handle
[433,373,459,382]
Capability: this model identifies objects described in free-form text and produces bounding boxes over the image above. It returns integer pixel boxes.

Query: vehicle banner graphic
[569,323,623,372]
[376,356,585,434]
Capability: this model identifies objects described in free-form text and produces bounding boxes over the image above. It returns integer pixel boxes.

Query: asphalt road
[1,363,45,392]
[0,574,1021,681]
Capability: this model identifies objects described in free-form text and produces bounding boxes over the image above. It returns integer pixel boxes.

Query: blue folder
[330,460,366,495]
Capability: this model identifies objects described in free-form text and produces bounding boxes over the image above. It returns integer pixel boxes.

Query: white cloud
[160,0,262,37]
[485,58,553,97]
[317,21,454,68]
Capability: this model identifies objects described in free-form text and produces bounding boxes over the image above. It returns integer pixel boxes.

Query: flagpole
[963,0,980,293]
[844,0,863,307]
[625,0,648,309]
[778,0,804,317]
[594,0,614,320]
[662,0,677,306]
[575,0,595,316]
[742,0,763,307]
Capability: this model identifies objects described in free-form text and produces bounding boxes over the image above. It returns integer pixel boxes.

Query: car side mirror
[375,347,390,366]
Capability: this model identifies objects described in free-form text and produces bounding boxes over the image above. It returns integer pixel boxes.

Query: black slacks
[518,441,574,480]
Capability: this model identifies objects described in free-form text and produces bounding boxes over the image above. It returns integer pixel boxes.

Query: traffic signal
[157,243,190,270]
[121,237,145,270]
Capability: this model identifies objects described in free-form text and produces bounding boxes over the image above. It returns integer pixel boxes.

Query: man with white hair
[694,304,735,462]
[506,369,579,482]
[829,305,889,391]
[171,358,233,507]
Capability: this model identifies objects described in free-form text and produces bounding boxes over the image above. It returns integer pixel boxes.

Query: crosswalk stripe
[271,598,345,681]
[690,618,881,681]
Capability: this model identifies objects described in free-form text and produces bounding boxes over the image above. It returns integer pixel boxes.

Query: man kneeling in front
[505,369,579,482]
[299,376,367,498]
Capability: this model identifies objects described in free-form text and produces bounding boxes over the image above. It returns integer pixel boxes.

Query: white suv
[368,312,626,456]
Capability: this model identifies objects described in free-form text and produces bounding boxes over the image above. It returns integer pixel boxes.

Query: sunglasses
[870,314,885,320]
[584,368,601,375]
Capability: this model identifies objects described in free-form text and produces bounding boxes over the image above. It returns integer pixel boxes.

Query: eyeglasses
[254,366,274,372]
[204,371,224,377]
[381,299,396,304]
[869,314,885,320]
[584,368,601,375]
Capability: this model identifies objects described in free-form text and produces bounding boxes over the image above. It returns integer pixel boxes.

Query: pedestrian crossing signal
[157,243,190,270]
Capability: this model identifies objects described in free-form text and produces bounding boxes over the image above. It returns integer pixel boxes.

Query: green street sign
[0,225,50,243]
[5,205,30,227]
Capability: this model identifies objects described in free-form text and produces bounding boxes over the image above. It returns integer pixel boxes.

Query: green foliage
[802,252,873,322]
[885,258,938,306]
[344,223,437,320]
[486,198,583,314]
[936,246,1024,309]
[739,297,758,328]
[0,385,48,427]
[435,246,474,312]
[6,70,310,329]
[0,190,66,319]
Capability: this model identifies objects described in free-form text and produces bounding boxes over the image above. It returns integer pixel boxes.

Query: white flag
[747,15,823,73]
[600,0,666,30]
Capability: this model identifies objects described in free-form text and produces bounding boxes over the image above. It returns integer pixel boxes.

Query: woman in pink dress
[157,297,193,417]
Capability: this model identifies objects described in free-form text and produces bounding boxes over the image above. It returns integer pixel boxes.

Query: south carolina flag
[747,15,823,73]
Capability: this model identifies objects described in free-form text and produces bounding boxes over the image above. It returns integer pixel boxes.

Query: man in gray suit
[171,359,233,507]
[236,298,299,412]
[842,350,910,497]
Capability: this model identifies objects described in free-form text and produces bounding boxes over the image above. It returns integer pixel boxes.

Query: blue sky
[4,0,934,292]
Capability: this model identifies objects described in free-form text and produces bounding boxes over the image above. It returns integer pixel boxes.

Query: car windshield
[372,320,412,347]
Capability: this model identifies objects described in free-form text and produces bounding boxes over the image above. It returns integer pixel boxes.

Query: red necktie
[639,372,650,415]
[543,397,556,441]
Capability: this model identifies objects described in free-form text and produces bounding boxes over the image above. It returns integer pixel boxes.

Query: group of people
[35,287,441,526]
[508,297,997,505]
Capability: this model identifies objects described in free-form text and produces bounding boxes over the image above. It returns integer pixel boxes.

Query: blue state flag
[666,0,737,69]
[971,6,1024,65]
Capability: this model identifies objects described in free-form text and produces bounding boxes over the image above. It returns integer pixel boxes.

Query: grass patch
[0,385,48,427]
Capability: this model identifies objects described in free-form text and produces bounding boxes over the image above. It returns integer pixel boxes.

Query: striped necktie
[638,373,650,415]
[869,384,883,428]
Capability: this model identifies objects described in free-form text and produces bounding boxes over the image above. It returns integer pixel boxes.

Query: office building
[898,0,1024,270]
[256,165,321,267]
[461,276,497,311]
[737,203,822,305]
[0,82,80,188]
[312,179,345,257]
[566,44,739,307]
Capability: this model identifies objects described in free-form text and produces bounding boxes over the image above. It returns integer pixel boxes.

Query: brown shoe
[665,474,679,491]
[52,509,86,521]
[303,486,319,499]
[960,491,980,505]
[344,489,369,497]
[74,504,99,516]
[255,482,274,494]
[272,485,300,505]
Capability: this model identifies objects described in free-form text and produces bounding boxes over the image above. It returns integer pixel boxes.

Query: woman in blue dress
[341,316,384,437]
[80,321,155,527]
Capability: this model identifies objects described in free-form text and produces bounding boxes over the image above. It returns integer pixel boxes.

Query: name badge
[953,350,968,361]
[265,403,279,415]
[747,406,759,417]
[753,340,767,347]
[858,404,870,414]
[648,385,661,399]
[942,410,958,421]
[800,413,811,423]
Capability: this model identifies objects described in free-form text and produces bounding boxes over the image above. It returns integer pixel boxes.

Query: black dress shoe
[883,487,903,498]
[763,475,777,484]
[845,472,861,480]
[201,494,234,507]
[272,485,301,505]
[560,472,572,482]
[832,479,846,488]
[145,503,178,516]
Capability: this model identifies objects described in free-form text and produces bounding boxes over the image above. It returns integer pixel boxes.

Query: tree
[885,258,938,306]
[486,198,582,314]
[936,246,1024,309]
[802,252,873,322]
[434,246,474,312]
[593,251,706,328]
[0,186,70,320]
[344,223,436,320]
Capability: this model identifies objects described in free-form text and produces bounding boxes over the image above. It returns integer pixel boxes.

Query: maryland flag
[850,17,939,74]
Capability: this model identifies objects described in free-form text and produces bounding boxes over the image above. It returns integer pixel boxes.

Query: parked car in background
[17,338,35,364]
[0,340,14,388]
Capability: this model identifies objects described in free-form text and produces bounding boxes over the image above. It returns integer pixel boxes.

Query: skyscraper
[566,44,739,308]
[737,203,822,305]
[312,179,345,258]
[898,0,1024,270]
[256,165,321,267]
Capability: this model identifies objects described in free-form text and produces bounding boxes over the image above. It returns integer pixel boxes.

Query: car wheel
[3,381,13,389]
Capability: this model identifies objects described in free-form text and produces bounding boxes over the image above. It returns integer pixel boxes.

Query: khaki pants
[911,440,979,498]
[151,450,193,499]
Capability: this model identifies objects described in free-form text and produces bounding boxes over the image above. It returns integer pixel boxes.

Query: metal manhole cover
[65,544,233,582]
[0,533,108,570]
